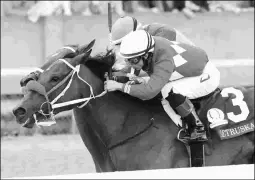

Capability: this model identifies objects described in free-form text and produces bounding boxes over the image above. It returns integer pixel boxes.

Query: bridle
[23,52,107,127]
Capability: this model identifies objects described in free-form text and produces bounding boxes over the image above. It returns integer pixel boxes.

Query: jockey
[105,30,221,142]
[110,15,195,74]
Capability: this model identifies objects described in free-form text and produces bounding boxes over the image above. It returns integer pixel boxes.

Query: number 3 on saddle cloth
[207,87,254,140]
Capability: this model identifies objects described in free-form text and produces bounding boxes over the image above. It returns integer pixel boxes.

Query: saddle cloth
[162,87,254,140]
[206,87,254,140]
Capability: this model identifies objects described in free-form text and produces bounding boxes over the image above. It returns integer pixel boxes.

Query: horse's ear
[73,49,92,66]
[78,39,96,54]
[81,49,92,63]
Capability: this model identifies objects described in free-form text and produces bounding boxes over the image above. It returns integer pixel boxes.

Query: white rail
[1,59,254,77]
[6,164,254,179]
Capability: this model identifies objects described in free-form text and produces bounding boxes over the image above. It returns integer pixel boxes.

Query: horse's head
[19,41,95,87]
[13,39,96,128]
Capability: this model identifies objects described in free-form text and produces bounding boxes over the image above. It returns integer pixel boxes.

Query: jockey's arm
[119,59,174,100]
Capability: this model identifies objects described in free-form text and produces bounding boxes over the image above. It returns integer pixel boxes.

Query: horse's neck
[79,65,105,97]
[77,70,118,143]
[81,93,125,141]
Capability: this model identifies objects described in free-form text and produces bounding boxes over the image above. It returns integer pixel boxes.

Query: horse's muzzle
[12,106,27,124]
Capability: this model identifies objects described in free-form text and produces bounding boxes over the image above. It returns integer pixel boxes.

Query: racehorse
[13,40,254,172]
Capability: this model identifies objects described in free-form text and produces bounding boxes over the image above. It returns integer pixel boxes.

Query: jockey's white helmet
[119,30,155,59]
[111,16,141,46]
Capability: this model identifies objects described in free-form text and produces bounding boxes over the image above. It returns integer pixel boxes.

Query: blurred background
[1,1,254,178]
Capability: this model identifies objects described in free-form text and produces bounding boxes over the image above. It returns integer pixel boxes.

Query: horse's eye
[51,76,59,82]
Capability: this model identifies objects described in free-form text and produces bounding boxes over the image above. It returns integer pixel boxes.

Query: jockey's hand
[114,76,129,83]
[104,80,123,92]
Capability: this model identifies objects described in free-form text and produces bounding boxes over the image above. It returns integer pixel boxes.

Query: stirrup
[177,128,207,144]
[190,129,208,142]
[177,128,186,143]
[195,120,204,126]
[195,125,205,132]
[177,128,191,144]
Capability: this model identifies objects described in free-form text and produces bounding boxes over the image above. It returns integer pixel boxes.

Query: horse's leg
[73,109,116,172]
[73,114,101,172]
[75,119,111,172]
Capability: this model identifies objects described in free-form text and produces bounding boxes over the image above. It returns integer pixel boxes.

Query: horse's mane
[83,49,116,80]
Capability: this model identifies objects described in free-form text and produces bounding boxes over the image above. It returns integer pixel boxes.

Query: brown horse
[13,40,254,172]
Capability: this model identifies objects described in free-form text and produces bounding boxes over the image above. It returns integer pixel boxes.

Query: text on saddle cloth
[206,87,254,140]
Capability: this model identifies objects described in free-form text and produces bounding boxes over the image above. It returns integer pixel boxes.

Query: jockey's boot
[176,98,208,143]
[166,91,208,143]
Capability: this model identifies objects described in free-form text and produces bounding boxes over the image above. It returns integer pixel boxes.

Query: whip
[108,2,113,49]
[107,2,113,79]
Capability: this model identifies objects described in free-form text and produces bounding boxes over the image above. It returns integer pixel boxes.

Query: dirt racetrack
[1,135,96,178]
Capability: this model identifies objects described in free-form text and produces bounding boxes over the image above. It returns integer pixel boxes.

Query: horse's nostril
[13,107,27,117]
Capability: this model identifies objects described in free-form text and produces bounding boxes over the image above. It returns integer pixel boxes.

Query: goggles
[125,56,142,64]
